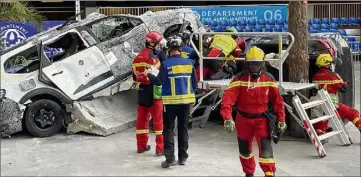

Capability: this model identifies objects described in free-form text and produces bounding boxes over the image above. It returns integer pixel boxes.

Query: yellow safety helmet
[245,46,265,62]
[316,53,333,67]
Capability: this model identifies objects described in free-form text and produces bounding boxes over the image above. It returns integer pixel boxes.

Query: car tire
[24,99,64,137]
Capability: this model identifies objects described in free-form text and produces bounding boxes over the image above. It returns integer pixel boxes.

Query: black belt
[237,110,266,118]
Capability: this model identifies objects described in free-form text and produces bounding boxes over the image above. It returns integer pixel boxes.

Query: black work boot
[137,145,151,153]
[155,152,164,156]
[245,174,254,177]
[161,160,176,168]
[178,158,187,165]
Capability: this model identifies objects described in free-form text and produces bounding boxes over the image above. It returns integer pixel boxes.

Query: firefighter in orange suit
[131,31,164,155]
[312,53,361,135]
[220,46,287,177]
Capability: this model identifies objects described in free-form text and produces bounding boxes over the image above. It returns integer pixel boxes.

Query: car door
[39,29,114,100]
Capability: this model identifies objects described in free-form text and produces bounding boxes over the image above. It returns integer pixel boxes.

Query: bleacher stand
[202,17,359,53]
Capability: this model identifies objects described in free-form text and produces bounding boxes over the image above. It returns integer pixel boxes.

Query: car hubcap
[34,108,55,129]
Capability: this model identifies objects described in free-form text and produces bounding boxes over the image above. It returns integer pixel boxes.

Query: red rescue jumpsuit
[312,68,361,134]
[220,72,285,176]
[132,48,164,153]
[195,37,243,81]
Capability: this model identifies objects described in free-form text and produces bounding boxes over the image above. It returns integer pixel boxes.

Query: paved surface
[1,62,360,176]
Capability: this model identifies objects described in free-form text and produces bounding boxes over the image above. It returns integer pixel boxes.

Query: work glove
[277,121,287,134]
[131,81,141,90]
[224,119,235,133]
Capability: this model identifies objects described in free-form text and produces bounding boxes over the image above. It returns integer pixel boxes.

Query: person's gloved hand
[278,121,287,134]
[224,119,235,133]
[132,81,141,90]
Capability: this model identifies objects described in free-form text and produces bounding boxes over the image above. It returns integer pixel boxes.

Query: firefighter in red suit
[220,46,287,177]
[131,31,164,155]
[196,27,242,81]
[312,53,361,135]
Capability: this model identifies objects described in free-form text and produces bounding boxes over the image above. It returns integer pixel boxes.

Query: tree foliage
[0,1,46,30]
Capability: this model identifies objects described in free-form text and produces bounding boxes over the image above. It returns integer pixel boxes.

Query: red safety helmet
[145,31,163,44]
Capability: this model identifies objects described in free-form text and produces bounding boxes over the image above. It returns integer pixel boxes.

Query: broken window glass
[86,16,135,42]
[4,45,39,74]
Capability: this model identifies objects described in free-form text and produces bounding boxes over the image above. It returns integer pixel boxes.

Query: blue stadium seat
[349,17,358,26]
[254,25,263,32]
[346,36,356,42]
[210,20,218,27]
[321,29,329,33]
[220,20,228,27]
[321,24,329,30]
[238,19,247,26]
[285,19,288,24]
[330,23,338,30]
[215,26,223,32]
[267,19,275,25]
[308,19,313,25]
[248,19,257,26]
[309,28,320,33]
[358,18,361,25]
[313,18,321,25]
[275,19,285,25]
[265,25,273,32]
[230,19,237,26]
[329,28,338,32]
[338,29,347,36]
[274,25,282,32]
[282,27,288,32]
[258,19,266,28]
[245,26,253,32]
[331,18,339,25]
[321,18,329,25]
[312,24,321,30]
[236,25,243,32]
[340,17,348,25]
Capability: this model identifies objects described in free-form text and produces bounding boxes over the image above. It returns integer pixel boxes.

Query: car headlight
[0,89,6,99]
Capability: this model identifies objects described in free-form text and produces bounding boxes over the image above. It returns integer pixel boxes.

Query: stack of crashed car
[0,8,207,137]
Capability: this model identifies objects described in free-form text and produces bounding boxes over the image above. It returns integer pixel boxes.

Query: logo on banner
[193,11,201,20]
[1,23,28,49]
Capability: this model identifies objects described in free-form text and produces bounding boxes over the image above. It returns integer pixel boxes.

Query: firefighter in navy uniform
[312,54,361,135]
[144,35,197,168]
[220,46,287,177]
[131,31,164,156]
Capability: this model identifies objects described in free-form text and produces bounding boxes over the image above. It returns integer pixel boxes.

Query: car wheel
[24,99,64,137]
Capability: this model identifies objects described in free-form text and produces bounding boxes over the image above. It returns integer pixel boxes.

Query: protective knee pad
[260,137,273,158]
[238,138,252,158]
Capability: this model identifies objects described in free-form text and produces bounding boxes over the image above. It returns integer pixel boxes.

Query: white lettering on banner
[202,10,258,18]
[264,10,283,20]
[1,23,30,49]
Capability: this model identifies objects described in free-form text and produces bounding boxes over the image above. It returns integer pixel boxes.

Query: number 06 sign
[191,5,288,22]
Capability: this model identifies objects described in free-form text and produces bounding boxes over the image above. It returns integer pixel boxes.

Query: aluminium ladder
[292,89,352,158]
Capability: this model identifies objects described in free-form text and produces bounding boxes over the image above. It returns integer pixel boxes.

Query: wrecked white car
[0,8,206,137]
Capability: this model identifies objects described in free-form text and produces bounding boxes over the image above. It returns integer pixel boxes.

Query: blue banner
[0,22,38,49]
[41,21,66,58]
[191,5,288,22]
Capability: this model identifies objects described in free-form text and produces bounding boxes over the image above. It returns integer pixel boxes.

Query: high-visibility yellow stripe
[162,94,196,104]
[313,79,344,85]
[171,65,193,74]
[265,171,274,176]
[352,117,360,125]
[154,130,162,135]
[259,158,275,163]
[132,62,148,67]
[170,77,176,96]
[187,76,191,94]
[239,152,254,159]
[227,81,278,89]
[136,129,149,134]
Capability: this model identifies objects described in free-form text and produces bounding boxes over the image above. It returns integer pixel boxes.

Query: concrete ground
[1,63,360,176]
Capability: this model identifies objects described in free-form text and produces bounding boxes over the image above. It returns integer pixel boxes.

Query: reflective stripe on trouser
[136,99,164,152]
[236,115,276,175]
[314,102,361,133]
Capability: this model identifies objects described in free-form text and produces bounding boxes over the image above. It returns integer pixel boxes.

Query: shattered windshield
[86,16,134,42]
